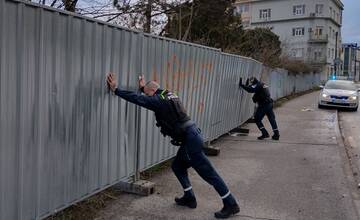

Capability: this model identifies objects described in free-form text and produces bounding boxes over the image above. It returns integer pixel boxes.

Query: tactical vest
[154,90,190,141]
[252,83,273,105]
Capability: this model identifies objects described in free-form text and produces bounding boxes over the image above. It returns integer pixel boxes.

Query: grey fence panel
[278,72,283,98]
[269,71,277,100]
[295,74,301,93]
[137,35,220,171]
[208,55,223,140]
[0,1,140,219]
[265,70,321,99]
[208,54,260,140]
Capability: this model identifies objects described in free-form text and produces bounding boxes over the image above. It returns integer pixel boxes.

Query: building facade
[341,43,360,81]
[234,0,344,81]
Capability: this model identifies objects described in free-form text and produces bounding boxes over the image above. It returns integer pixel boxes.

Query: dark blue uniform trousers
[171,125,237,205]
[254,102,279,135]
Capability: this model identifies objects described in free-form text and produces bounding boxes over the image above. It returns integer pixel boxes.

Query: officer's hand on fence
[106,73,117,92]
[138,74,145,89]
[239,77,243,88]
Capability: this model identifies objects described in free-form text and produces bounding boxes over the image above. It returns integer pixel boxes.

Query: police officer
[106,73,240,219]
[239,76,280,140]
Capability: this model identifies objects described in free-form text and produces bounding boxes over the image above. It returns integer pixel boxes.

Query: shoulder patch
[167,92,179,99]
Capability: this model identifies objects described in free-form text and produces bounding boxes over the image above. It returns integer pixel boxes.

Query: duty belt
[179,120,195,129]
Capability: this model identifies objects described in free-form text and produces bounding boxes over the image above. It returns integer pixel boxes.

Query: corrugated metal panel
[0,1,138,219]
[208,53,261,140]
[266,70,321,100]
[137,36,220,171]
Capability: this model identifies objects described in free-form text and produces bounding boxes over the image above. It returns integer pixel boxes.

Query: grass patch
[46,188,121,220]
[46,159,174,220]
[140,159,174,180]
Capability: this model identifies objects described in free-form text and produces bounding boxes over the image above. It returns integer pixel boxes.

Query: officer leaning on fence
[106,73,240,219]
[239,76,280,140]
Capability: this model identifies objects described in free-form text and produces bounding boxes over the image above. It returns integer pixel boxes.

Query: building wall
[234,0,343,79]
[342,45,360,81]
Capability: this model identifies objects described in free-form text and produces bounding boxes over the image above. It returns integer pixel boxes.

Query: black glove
[245,78,250,86]
[252,96,257,103]
[238,77,243,88]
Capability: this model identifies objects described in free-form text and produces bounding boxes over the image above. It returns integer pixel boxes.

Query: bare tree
[107,0,189,33]
[181,0,193,41]
[28,0,113,14]
[62,0,78,12]
[27,0,191,34]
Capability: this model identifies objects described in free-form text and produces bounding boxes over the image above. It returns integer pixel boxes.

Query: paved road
[95,92,360,220]
[338,102,360,213]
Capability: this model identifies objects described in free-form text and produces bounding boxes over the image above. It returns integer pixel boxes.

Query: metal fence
[0,1,321,219]
[263,69,321,101]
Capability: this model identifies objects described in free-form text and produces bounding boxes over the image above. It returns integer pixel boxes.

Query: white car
[318,80,359,111]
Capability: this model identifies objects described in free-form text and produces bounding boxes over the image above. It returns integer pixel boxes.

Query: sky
[341,0,360,44]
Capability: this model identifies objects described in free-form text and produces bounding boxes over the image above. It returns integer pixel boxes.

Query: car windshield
[325,81,356,91]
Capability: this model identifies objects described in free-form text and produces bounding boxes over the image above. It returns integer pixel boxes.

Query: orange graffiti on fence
[198,102,205,113]
[151,68,158,82]
[153,55,215,115]
[200,74,205,82]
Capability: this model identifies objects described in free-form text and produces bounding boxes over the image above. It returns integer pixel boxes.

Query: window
[293,5,305,15]
[292,27,305,36]
[329,7,332,17]
[315,26,323,36]
[340,12,342,24]
[315,4,323,14]
[314,49,322,60]
[238,3,249,14]
[291,48,304,58]
[333,30,335,39]
[329,27,332,37]
[332,48,335,58]
[259,9,271,19]
[336,13,339,22]
[328,48,331,57]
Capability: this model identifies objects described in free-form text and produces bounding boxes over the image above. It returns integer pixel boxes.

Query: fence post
[134,32,144,182]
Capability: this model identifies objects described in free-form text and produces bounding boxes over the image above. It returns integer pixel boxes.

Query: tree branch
[50,0,57,7]
[182,1,194,41]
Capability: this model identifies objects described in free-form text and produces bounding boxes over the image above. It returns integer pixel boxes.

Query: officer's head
[143,81,160,96]
[249,76,258,85]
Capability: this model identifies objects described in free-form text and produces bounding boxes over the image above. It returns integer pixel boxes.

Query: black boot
[272,130,280,140]
[258,128,270,140]
[257,133,270,140]
[175,196,197,209]
[272,134,280,140]
[214,204,240,219]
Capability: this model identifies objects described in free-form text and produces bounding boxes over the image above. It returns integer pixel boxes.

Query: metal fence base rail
[114,180,155,196]
[0,0,322,219]
[203,143,221,156]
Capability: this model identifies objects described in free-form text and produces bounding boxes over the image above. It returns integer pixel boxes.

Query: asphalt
[338,100,360,214]
[95,91,360,220]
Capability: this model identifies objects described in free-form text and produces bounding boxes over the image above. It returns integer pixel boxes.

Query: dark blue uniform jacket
[240,82,272,105]
[114,88,164,112]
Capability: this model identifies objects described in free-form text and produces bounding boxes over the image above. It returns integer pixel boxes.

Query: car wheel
[318,104,323,109]
[352,107,358,112]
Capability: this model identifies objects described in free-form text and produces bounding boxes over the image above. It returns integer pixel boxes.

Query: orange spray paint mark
[198,102,205,113]
[152,68,158,82]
